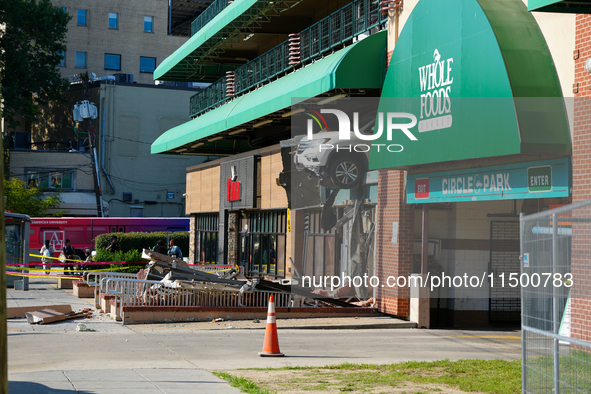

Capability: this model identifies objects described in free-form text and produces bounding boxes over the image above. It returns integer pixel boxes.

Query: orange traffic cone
[259,295,284,357]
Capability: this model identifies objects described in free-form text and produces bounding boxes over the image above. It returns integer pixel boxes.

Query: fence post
[520,213,526,394]
[552,213,560,394]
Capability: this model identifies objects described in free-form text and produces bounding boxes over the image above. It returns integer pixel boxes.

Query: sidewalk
[6,280,412,393]
[9,369,241,394]
[7,280,520,392]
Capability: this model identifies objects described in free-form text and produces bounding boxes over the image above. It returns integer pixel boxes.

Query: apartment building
[52,0,208,84]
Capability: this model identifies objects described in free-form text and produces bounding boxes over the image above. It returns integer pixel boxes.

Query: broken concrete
[25,309,67,324]
[8,305,72,319]
[25,308,93,325]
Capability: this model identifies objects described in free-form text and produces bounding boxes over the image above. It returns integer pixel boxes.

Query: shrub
[94,231,189,257]
[93,249,144,263]
[92,249,146,274]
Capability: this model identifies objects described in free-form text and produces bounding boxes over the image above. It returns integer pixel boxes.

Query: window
[130,206,144,217]
[77,9,87,26]
[302,209,338,282]
[139,57,156,73]
[57,51,66,67]
[195,214,219,264]
[104,54,121,71]
[108,13,118,29]
[144,16,153,33]
[26,170,75,190]
[239,210,287,278]
[75,52,86,68]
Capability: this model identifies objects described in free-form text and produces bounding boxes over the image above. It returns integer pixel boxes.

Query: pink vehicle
[29,217,189,259]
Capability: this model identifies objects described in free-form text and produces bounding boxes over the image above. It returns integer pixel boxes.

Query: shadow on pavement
[8,381,95,394]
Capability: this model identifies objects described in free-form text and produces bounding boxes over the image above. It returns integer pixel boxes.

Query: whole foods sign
[418,49,454,133]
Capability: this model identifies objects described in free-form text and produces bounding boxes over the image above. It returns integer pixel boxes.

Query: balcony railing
[190,0,233,37]
[189,0,386,119]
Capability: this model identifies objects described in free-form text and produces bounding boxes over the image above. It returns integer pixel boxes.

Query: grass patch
[525,349,591,392]
[221,359,522,393]
[214,371,275,394]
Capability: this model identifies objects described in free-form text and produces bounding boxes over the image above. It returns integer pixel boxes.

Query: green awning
[151,31,387,154]
[368,0,571,171]
[155,0,300,81]
[528,0,591,13]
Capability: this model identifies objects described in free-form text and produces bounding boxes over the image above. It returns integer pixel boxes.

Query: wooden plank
[8,305,72,319]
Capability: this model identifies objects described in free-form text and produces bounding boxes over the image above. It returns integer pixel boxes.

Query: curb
[202,322,418,331]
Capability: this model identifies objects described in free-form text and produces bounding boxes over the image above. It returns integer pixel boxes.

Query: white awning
[45,192,109,217]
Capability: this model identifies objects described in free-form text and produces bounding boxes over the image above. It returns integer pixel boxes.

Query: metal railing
[101,277,298,319]
[190,0,233,37]
[189,0,386,118]
[83,271,138,308]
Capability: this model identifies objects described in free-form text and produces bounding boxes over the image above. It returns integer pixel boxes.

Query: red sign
[227,179,240,201]
[415,178,429,199]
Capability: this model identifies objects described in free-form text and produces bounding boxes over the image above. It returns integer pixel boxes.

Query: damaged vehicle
[293,116,377,189]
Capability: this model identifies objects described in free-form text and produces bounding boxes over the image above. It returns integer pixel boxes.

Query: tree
[0,0,71,131]
[4,177,64,217]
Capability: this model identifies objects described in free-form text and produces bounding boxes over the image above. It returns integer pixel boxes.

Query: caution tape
[22,260,134,267]
[203,268,234,274]
[7,271,81,279]
[7,265,133,273]
[189,264,235,268]
[29,253,87,263]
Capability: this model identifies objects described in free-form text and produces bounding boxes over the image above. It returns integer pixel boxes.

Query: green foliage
[4,177,64,217]
[94,231,189,257]
[92,249,146,273]
[0,0,72,130]
[93,249,144,263]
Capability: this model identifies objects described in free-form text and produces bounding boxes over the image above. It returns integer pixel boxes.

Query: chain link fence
[521,200,591,393]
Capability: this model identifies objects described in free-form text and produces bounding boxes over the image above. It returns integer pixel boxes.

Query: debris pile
[25,307,93,325]
[141,249,363,308]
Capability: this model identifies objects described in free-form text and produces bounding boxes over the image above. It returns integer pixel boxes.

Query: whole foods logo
[418,49,453,133]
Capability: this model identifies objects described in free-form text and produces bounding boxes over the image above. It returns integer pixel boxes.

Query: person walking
[152,240,168,255]
[40,240,54,275]
[106,235,121,253]
[62,239,75,276]
[167,239,182,259]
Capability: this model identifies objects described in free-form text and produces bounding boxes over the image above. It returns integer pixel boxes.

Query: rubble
[76,323,96,332]
[25,307,93,325]
[8,305,72,319]
[139,248,369,309]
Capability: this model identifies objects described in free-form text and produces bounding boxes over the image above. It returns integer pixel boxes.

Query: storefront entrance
[238,210,287,278]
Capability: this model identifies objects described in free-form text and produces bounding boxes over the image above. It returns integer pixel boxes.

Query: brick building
[570,12,591,344]
[52,0,207,84]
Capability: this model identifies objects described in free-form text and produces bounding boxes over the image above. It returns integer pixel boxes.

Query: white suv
[294,131,368,189]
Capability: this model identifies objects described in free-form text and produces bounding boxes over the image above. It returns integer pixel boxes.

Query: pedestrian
[152,239,168,255]
[40,240,54,275]
[168,239,182,259]
[106,235,121,253]
[62,239,75,275]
